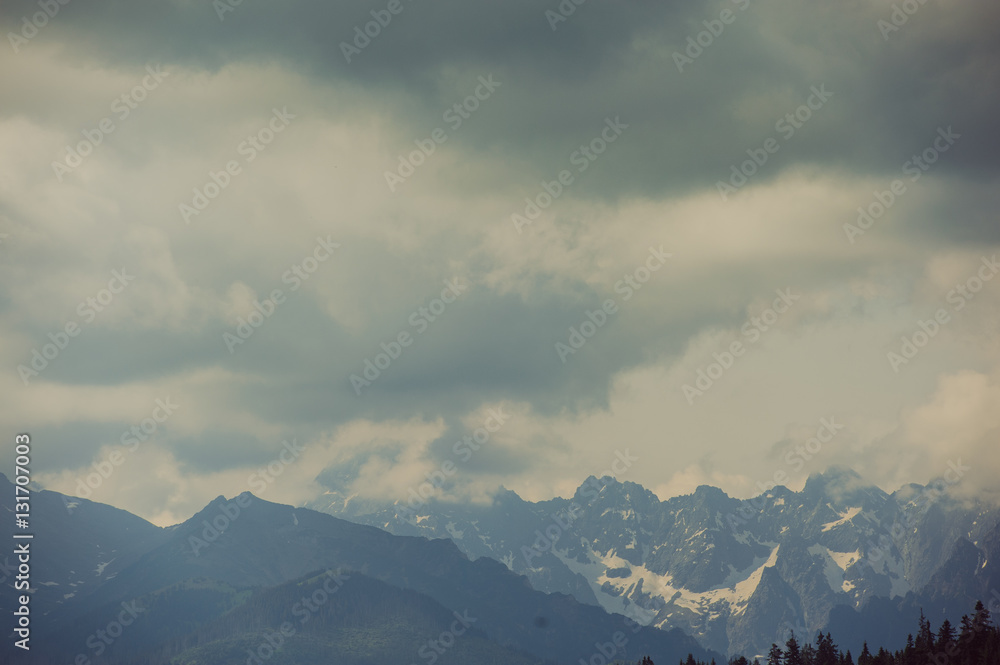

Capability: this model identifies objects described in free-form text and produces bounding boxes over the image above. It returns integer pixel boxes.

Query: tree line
[648,600,999,665]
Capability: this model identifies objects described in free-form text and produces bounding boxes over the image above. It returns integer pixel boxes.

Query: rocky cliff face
[309,467,1000,656]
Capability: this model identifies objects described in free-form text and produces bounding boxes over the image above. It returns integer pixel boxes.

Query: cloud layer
[1,0,998,524]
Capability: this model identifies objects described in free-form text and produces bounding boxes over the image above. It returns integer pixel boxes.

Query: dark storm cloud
[26,421,131,470]
[422,421,533,480]
[5,0,997,206]
[899,179,1000,245]
[5,0,1000,511]
[220,287,680,423]
[168,428,279,474]
[18,328,223,386]
[108,268,742,473]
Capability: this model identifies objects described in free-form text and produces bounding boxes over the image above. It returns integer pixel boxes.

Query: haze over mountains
[0,473,713,665]
[3,467,997,664]
[309,467,1000,658]
[3,0,999,663]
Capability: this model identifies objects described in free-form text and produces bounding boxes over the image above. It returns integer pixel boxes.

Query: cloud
[1,0,999,520]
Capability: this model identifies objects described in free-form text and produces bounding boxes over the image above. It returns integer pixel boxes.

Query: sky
[1,0,998,526]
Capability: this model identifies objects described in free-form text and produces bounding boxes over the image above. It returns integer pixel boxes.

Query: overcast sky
[1,0,998,526]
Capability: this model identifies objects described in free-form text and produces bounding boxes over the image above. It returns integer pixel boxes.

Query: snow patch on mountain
[866,544,911,597]
[808,544,860,592]
[822,506,862,532]
[553,543,781,624]
[445,522,464,539]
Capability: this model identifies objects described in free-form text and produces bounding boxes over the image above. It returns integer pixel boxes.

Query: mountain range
[0,473,713,665]
[3,467,997,663]
[307,467,1000,658]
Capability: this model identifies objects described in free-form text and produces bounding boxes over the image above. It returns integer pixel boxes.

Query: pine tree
[676,599,997,665]
[801,641,816,665]
[969,600,993,660]
[815,631,837,665]
[856,642,872,665]
[914,609,935,655]
[936,618,955,653]
[960,613,975,643]
[980,627,1000,665]
[971,600,992,632]
[785,632,804,665]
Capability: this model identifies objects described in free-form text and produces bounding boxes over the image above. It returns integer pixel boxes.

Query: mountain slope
[309,467,1000,656]
[0,473,166,618]
[66,571,551,665]
[10,486,716,665]
[163,572,547,665]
